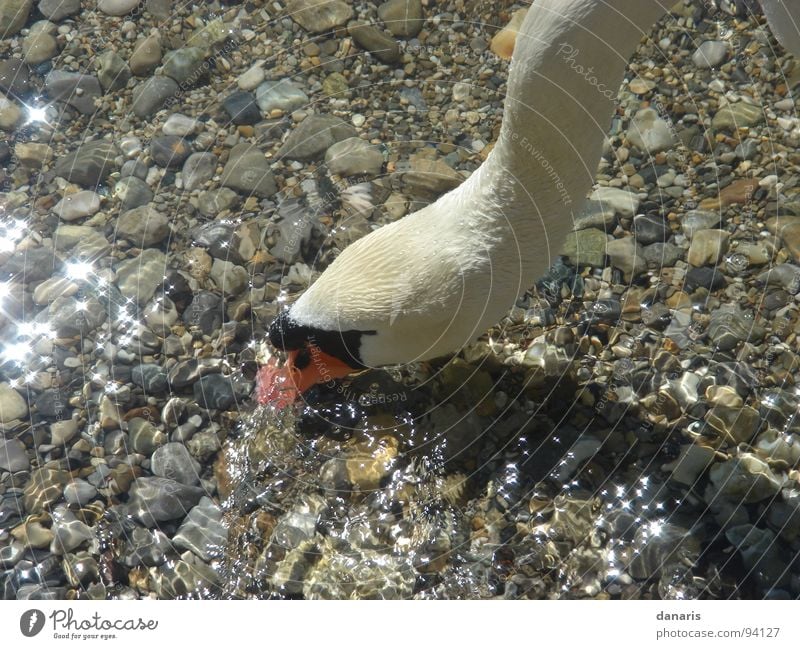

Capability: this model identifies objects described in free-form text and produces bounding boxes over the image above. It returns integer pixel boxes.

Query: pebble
[348,21,401,63]
[632,214,669,245]
[626,107,675,154]
[116,205,171,247]
[712,102,764,130]
[125,477,204,526]
[132,75,179,118]
[181,152,217,191]
[606,236,646,280]
[53,140,118,188]
[115,248,168,304]
[45,69,102,115]
[589,186,640,216]
[162,47,206,85]
[560,228,608,267]
[129,33,162,76]
[151,442,201,485]
[37,0,79,21]
[287,0,352,33]
[197,187,239,217]
[0,58,30,95]
[14,142,52,168]
[0,94,21,130]
[325,137,384,176]
[692,40,728,68]
[687,228,730,266]
[172,497,228,561]
[52,190,101,221]
[277,114,357,161]
[50,418,78,445]
[150,135,192,168]
[97,0,137,15]
[0,438,29,472]
[22,30,58,65]
[129,417,167,455]
[63,479,98,507]
[32,276,79,304]
[378,0,424,38]
[682,209,721,237]
[0,0,33,38]
[131,363,169,394]
[237,63,265,91]
[50,507,94,554]
[255,79,309,113]
[113,176,154,209]
[163,113,199,136]
[220,143,277,197]
[0,382,28,425]
[182,290,226,334]
[222,90,261,125]
[193,374,235,410]
[96,50,131,91]
[210,258,249,296]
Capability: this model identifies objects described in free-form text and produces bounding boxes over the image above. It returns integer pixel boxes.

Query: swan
[264,0,799,398]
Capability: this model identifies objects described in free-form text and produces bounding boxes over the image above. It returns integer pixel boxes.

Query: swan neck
[485,0,667,211]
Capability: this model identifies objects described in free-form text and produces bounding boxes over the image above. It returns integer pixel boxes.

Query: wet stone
[115,249,168,305]
[222,91,261,125]
[692,40,728,68]
[182,290,226,334]
[45,70,101,115]
[378,0,424,38]
[63,478,98,507]
[633,214,670,245]
[683,267,726,293]
[0,0,33,38]
[116,205,170,247]
[150,136,192,168]
[23,468,71,513]
[129,417,167,455]
[126,477,204,526]
[151,442,200,485]
[181,152,217,192]
[162,47,206,86]
[132,364,169,394]
[0,382,28,425]
[0,437,29,472]
[347,21,401,63]
[53,140,119,188]
[96,50,131,92]
[643,241,682,268]
[0,58,31,96]
[197,188,239,217]
[560,228,607,267]
[132,76,179,118]
[113,176,154,210]
[287,0,353,33]
[38,0,79,20]
[50,507,94,554]
[277,114,358,161]
[220,143,277,197]
[626,107,676,154]
[121,526,172,567]
[172,497,228,561]
[325,137,384,177]
[255,79,309,113]
[193,374,235,410]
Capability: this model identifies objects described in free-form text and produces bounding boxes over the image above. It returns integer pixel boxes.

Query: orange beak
[286,344,357,394]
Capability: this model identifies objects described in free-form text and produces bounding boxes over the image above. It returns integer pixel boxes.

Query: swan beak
[286,345,358,394]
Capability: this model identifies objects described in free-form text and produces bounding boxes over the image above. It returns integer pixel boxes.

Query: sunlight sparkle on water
[2,341,30,364]
[65,260,95,281]
[24,102,50,125]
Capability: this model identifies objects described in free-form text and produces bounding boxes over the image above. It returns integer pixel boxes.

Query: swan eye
[294,346,312,370]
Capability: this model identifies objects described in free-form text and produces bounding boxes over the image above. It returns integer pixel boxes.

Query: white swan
[266,0,799,395]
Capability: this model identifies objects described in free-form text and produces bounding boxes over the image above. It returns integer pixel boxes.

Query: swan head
[267,310,372,393]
